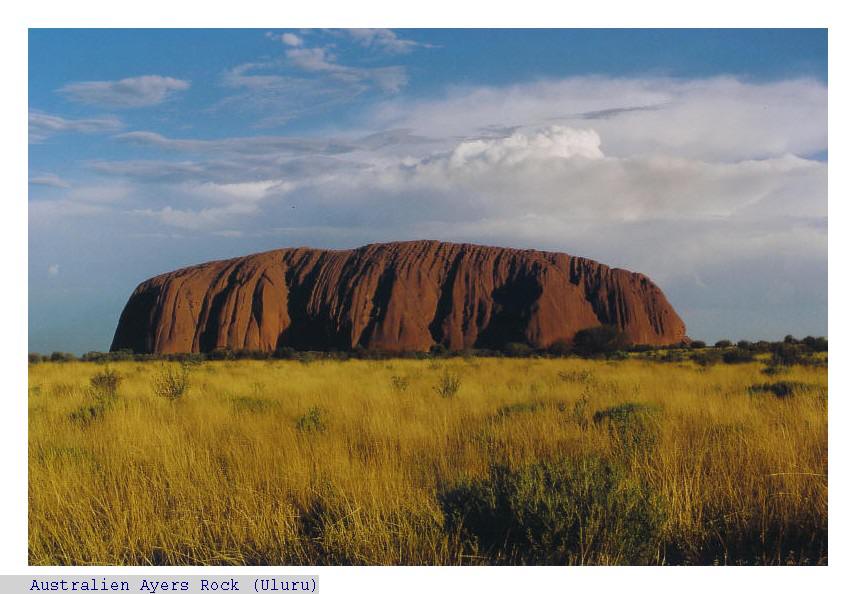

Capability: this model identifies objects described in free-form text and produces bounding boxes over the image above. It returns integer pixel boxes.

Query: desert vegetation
[29,351,826,565]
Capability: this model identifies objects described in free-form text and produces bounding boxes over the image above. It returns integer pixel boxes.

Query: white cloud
[222,62,290,90]
[66,183,131,204]
[286,47,407,93]
[47,264,60,277]
[29,174,71,188]
[59,75,190,108]
[29,199,108,222]
[370,76,827,161]
[446,126,604,168]
[291,126,826,232]
[131,179,294,230]
[280,33,302,47]
[344,29,434,54]
[29,182,131,225]
[114,130,355,155]
[134,202,259,230]
[180,179,294,202]
[29,110,122,142]
[217,60,392,127]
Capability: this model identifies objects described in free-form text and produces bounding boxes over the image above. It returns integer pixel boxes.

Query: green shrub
[593,402,661,454]
[497,401,546,418]
[390,375,409,393]
[434,369,462,398]
[232,396,277,414]
[659,350,685,363]
[503,342,534,357]
[207,348,235,361]
[571,394,590,429]
[167,352,205,365]
[429,344,449,357]
[69,403,107,426]
[557,369,593,383]
[689,340,707,349]
[296,351,321,364]
[748,381,811,398]
[89,368,122,400]
[70,371,122,425]
[801,336,828,352]
[273,346,298,360]
[573,326,628,357]
[296,406,327,433]
[770,343,809,367]
[690,350,719,367]
[547,339,576,356]
[439,455,665,564]
[714,340,733,348]
[152,364,191,400]
[722,349,755,364]
[627,343,655,353]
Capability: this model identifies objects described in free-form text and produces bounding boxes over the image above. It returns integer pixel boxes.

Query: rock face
[111,240,687,354]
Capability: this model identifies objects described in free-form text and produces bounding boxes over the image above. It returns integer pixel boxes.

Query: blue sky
[29,29,828,353]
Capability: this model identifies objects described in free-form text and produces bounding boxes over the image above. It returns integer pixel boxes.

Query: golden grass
[28,356,827,565]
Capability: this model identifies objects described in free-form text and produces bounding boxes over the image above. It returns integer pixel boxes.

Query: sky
[28,29,828,354]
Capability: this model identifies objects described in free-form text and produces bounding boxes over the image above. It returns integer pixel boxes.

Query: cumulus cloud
[59,75,190,108]
[265,31,302,46]
[280,33,302,47]
[445,126,604,168]
[29,110,122,142]
[370,76,827,161]
[270,126,825,237]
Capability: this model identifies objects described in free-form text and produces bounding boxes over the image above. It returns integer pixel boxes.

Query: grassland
[28,356,827,565]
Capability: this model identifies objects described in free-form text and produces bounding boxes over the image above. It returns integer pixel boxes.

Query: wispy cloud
[29,110,122,143]
[285,47,407,93]
[344,29,436,54]
[132,179,293,230]
[59,75,190,108]
[115,130,356,155]
[217,61,368,127]
[29,173,71,188]
[212,32,415,126]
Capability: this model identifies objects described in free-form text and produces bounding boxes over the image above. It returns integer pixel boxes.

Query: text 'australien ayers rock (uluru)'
[111,240,687,354]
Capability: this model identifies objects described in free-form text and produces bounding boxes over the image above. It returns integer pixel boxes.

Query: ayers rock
[111,240,687,354]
